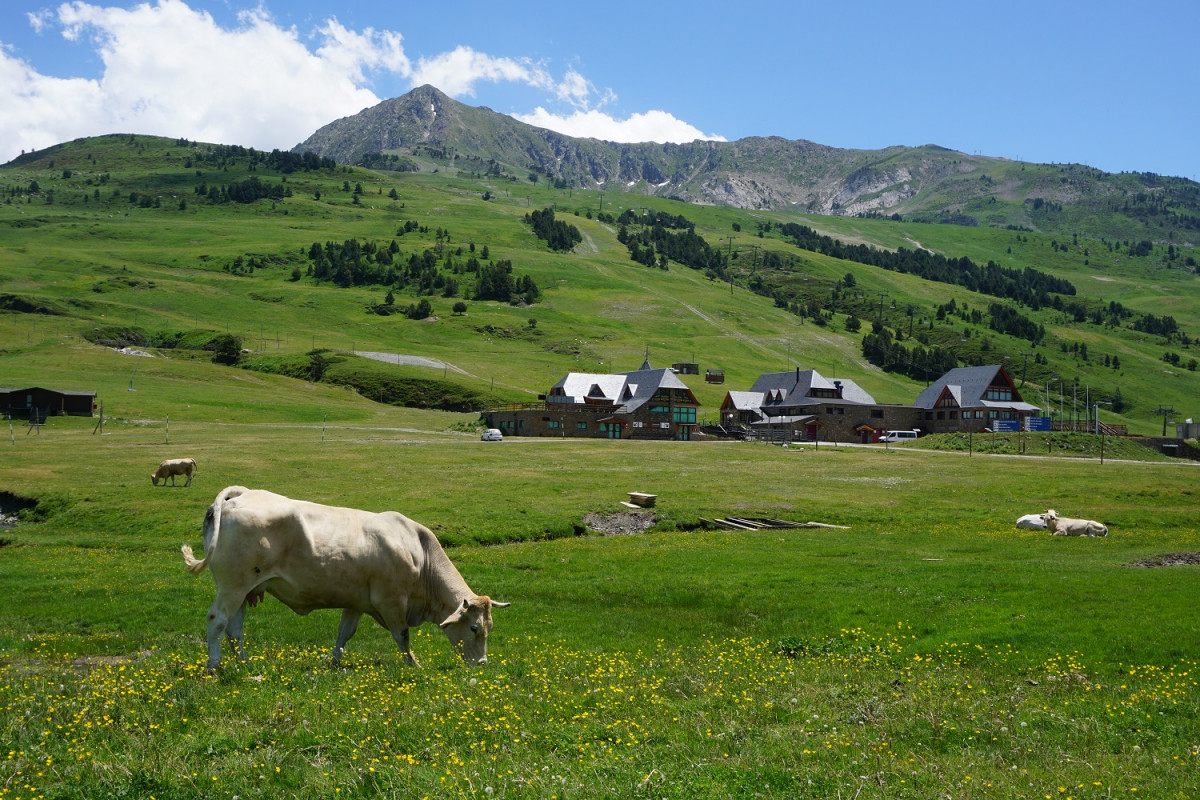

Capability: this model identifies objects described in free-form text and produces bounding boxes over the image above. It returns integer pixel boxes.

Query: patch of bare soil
[71,651,152,669]
[1128,553,1200,568]
[584,510,657,536]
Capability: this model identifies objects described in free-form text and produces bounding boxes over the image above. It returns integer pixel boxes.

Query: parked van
[881,429,919,443]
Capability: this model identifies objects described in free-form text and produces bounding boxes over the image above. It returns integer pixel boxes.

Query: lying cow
[181,486,509,672]
[152,457,197,487]
[1042,509,1108,537]
[1015,513,1047,530]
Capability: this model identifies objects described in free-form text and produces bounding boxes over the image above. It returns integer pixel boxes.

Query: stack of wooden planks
[698,517,849,531]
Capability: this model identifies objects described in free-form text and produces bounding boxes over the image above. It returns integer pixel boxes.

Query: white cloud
[25,10,54,34]
[0,1,724,161]
[410,45,552,97]
[315,18,410,83]
[0,0,393,159]
[513,107,726,144]
[0,47,106,156]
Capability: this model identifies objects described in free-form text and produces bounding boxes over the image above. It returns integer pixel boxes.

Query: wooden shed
[0,387,97,420]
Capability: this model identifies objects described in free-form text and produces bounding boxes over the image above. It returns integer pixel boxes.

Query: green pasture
[2,413,1198,798]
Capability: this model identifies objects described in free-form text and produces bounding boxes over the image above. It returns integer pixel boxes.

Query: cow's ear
[439,598,470,628]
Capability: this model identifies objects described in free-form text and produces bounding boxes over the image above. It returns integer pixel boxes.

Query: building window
[576,421,587,430]
[985,388,1014,401]
[548,420,560,429]
[672,407,696,424]
[650,405,670,414]
[870,409,884,418]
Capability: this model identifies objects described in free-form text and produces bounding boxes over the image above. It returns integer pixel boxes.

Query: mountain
[294,86,1200,245]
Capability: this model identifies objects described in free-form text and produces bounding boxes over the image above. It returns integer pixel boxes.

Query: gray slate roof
[749,367,876,408]
[549,364,698,414]
[913,365,1039,411]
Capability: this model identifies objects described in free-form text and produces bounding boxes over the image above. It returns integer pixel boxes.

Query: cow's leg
[332,609,362,666]
[205,591,248,672]
[374,597,419,666]
[391,627,420,667]
[185,471,193,487]
[225,601,248,662]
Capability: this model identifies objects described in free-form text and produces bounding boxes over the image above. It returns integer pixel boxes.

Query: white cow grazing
[152,458,197,487]
[181,486,508,672]
[1041,509,1108,537]
[1015,513,1047,530]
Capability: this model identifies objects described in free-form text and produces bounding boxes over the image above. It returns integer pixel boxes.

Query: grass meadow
[2,412,1198,799]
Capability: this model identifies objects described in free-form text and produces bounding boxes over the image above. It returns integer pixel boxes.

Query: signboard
[993,420,1021,432]
[1025,416,1052,432]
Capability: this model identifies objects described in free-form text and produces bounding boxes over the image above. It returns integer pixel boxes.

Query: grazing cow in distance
[152,458,197,487]
[1042,509,1108,537]
[180,486,509,672]
[1015,513,1047,530]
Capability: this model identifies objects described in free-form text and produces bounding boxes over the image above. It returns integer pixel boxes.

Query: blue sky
[2,0,1198,180]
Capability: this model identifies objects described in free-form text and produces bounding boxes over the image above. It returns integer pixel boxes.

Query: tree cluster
[187,144,336,173]
[1133,313,1181,339]
[305,238,539,305]
[357,152,418,172]
[776,222,1076,306]
[475,260,540,304]
[987,303,1046,345]
[860,322,958,381]
[194,176,290,204]
[524,208,582,252]
[617,209,726,273]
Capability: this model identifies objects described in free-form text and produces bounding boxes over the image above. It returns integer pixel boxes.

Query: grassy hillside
[1,134,1198,434]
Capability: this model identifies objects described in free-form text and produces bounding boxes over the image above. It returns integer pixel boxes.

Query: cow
[1015,513,1047,530]
[152,458,197,487]
[1041,509,1108,537]
[180,486,509,672]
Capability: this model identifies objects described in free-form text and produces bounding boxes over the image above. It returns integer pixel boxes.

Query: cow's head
[151,473,160,486]
[1042,509,1058,523]
[439,595,510,665]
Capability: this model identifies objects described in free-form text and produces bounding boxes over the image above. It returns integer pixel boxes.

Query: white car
[881,430,919,443]
[481,428,503,442]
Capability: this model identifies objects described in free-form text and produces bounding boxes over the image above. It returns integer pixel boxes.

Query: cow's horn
[439,598,470,628]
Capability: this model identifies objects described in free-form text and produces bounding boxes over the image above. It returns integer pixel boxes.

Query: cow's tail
[181,485,248,576]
